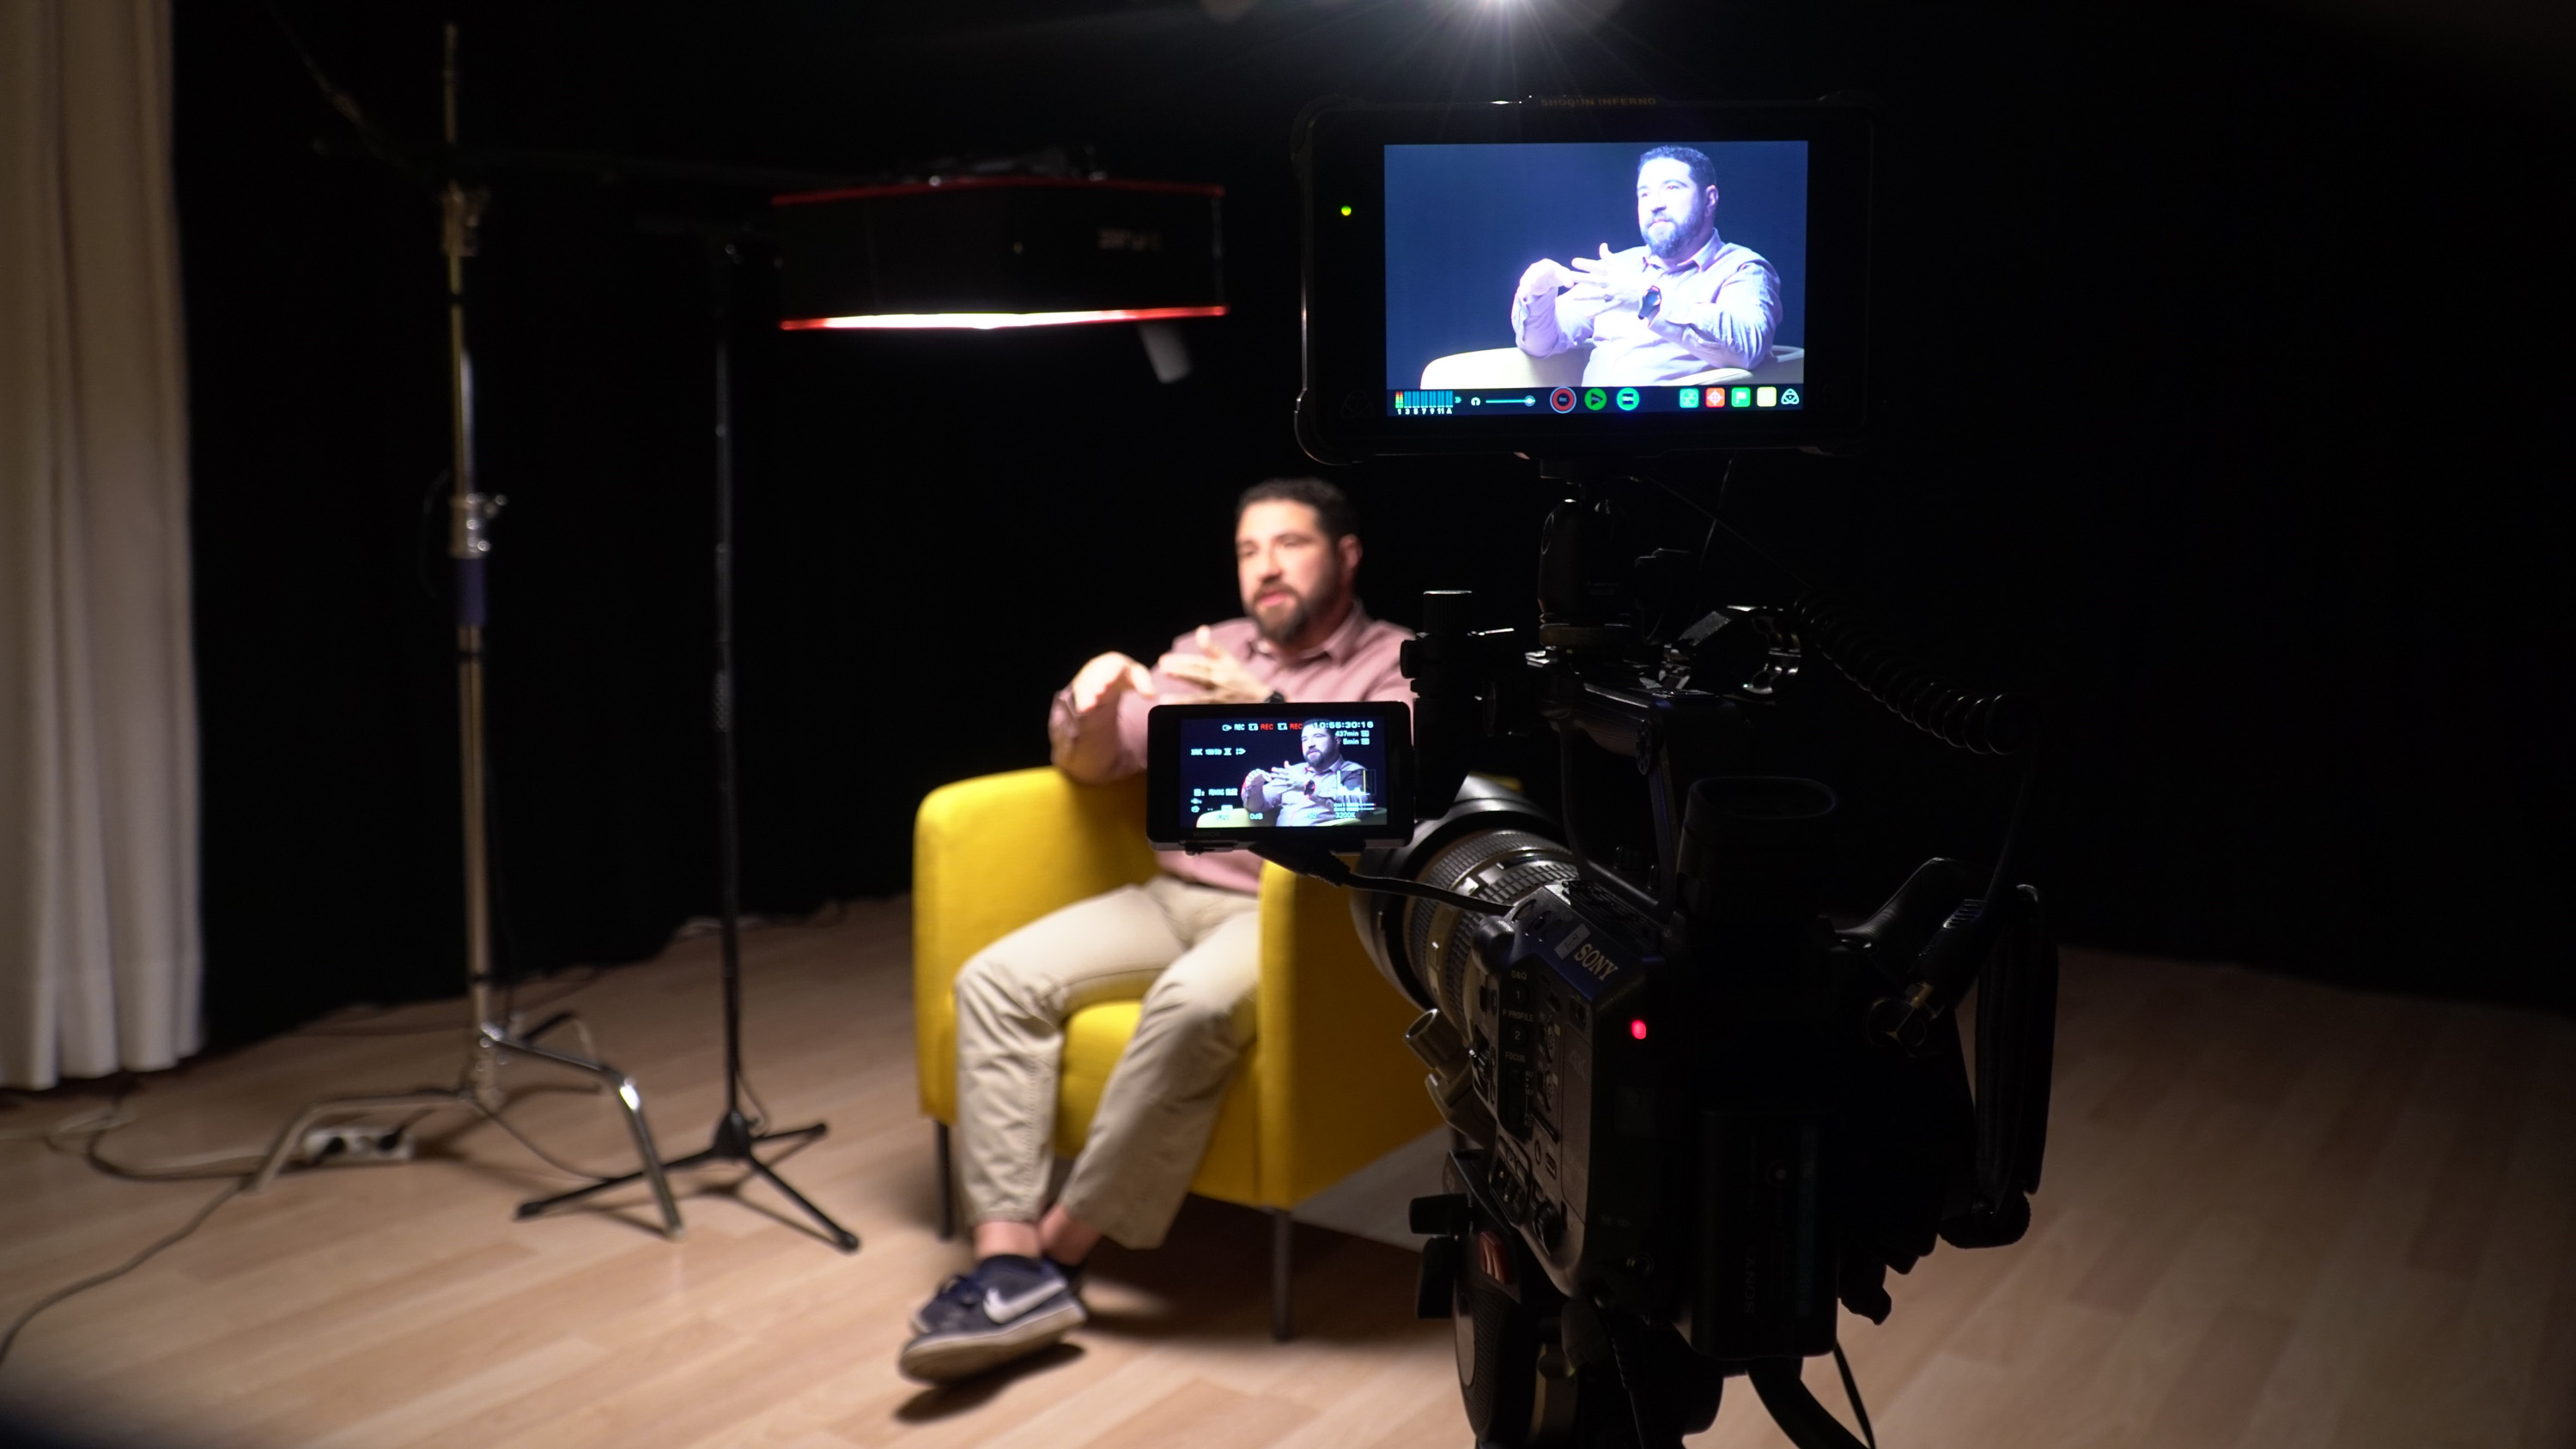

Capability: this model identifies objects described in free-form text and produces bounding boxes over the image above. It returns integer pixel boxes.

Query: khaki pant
[952,874,1261,1249]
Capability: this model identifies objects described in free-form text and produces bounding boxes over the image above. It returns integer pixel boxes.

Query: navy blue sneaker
[898,1255,1086,1382]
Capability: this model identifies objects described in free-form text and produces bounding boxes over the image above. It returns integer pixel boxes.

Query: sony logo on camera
[1571,941,1621,979]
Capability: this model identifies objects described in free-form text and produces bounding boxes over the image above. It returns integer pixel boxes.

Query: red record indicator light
[1630,1018,1649,1040]
[1548,386,1577,414]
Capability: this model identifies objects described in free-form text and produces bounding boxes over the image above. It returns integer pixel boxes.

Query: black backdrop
[174,0,2574,1049]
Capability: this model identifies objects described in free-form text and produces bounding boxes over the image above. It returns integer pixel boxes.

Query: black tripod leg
[1748,1360,1872,1449]
[516,1143,724,1219]
[745,1153,860,1252]
[751,1122,828,1149]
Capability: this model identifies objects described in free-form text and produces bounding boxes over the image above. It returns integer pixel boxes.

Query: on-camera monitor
[1385,142,1807,415]
[1145,701,1415,850]
[1296,100,1874,461]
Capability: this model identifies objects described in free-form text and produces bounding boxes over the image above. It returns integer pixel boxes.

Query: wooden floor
[1,899,2571,1448]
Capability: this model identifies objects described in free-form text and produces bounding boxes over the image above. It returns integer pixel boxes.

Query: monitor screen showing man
[1382,139,1808,406]
[1250,720,1374,825]
[1174,715,1388,829]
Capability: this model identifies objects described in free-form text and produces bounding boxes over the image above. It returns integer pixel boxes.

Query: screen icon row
[1461,385,1808,415]
[1678,385,1800,409]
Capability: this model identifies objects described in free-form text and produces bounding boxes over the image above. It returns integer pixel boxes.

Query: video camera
[1149,98,2057,1449]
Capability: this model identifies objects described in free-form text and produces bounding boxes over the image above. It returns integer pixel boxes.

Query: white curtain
[0,0,199,1088]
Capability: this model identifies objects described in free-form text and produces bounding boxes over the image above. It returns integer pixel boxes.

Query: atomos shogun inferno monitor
[1295,97,1877,460]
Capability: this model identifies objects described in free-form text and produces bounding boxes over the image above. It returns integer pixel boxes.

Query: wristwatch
[1638,284,1663,321]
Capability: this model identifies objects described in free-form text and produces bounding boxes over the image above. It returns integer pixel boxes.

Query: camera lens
[1351,779,1577,1018]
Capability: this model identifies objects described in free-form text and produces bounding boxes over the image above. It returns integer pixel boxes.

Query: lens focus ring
[1406,830,1578,1019]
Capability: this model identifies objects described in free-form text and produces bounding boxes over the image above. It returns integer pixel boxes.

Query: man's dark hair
[1236,476,1357,541]
[1638,144,1717,194]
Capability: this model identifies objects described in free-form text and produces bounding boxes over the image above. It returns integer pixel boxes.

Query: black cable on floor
[0,1178,243,1372]
[470,1101,626,1183]
[0,1074,635,1373]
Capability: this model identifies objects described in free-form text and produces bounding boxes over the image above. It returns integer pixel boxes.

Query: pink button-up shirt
[1511,228,1782,385]
[1047,604,1414,894]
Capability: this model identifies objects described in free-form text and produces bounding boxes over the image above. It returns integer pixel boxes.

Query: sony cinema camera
[1145,98,2057,1449]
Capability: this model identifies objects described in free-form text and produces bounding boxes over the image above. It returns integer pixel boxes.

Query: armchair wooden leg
[1271,1208,1293,1343]
[934,1122,957,1241]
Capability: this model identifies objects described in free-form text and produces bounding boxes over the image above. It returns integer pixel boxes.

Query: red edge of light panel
[774,176,1225,207]
[779,306,1227,331]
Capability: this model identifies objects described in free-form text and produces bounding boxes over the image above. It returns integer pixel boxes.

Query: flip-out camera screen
[1385,142,1808,418]
[1145,701,1414,850]
[1295,100,1874,460]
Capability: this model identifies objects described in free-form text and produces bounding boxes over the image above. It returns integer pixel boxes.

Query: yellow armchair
[912,766,1440,1337]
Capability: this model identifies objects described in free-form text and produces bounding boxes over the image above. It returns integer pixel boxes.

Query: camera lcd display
[1145,701,1414,850]
[1384,142,1808,417]
[1294,99,1874,460]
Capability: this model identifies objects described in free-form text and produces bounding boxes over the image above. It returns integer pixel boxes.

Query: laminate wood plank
[2521,1246,2576,1449]
[1071,1376,1320,1449]
[1838,1298,2126,1449]
[2405,1011,2547,1276]
[2233,1100,2469,1449]
[1941,1202,2131,1369]
[1261,1349,1473,1449]
[2080,978,2219,1135]
[2134,1302,2297,1449]
[2,907,2569,1449]
[303,1335,614,1449]
[2384,1016,2576,1449]
[83,1237,552,1408]
[2037,1209,2271,1448]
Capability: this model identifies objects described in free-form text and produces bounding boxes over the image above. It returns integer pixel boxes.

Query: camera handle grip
[1249,844,1512,917]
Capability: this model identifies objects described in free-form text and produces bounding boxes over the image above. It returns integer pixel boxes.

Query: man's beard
[1250,566,1341,646]
[1643,197,1706,259]
[1254,587,1313,646]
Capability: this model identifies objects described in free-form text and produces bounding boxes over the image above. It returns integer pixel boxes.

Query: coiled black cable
[1793,592,2038,756]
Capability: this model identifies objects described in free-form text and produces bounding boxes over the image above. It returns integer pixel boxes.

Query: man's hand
[1242,767,1292,811]
[1068,651,1155,716]
[1054,652,1151,784]
[1157,626,1270,705]
[1517,257,1571,303]
[1244,765,1312,811]
[1564,244,1651,316]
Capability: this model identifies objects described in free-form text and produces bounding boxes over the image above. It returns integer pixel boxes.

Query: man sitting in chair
[1241,721,1370,826]
[900,476,1412,1382]
[1509,145,1783,385]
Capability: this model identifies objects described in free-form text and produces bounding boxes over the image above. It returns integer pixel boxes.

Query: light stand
[250,27,683,1238]
[515,237,859,1253]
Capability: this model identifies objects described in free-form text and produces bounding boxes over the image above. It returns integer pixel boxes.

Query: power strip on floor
[298,1124,415,1167]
